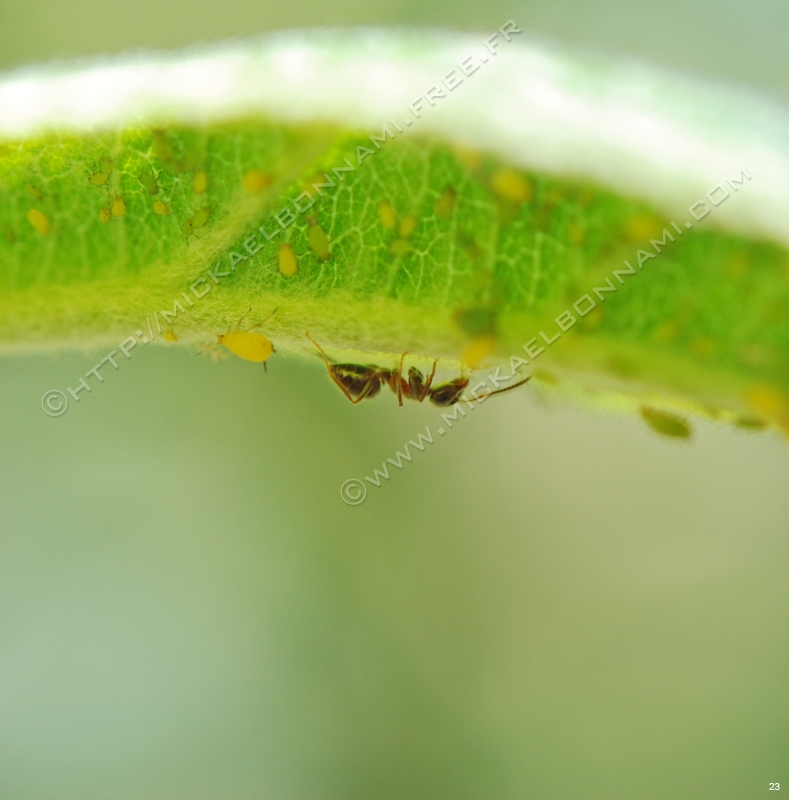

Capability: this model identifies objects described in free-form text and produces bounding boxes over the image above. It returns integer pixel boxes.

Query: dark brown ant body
[306,333,530,407]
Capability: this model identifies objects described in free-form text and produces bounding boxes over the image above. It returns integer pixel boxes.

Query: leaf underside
[1,119,788,433]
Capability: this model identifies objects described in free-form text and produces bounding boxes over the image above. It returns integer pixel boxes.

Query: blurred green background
[1,1,788,798]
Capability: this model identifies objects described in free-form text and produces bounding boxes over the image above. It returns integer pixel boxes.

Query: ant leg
[306,331,381,405]
[465,374,532,402]
[416,360,438,402]
[306,332,333,369]
[306,332,357,403]
[397,352,407,406]
[348,374,382,405]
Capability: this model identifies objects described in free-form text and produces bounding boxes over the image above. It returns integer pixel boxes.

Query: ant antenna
[465,373,532,402]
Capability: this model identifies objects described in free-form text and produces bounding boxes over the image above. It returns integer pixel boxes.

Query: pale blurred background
[1,1,788,798]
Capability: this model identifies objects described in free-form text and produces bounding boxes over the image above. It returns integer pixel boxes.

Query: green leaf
[1,31,788,433]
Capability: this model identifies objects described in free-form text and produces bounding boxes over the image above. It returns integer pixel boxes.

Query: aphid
[306,333,531,407]
[98,207,111,223]
[435,188,456,220]
[138,164,158,194]
[89,158,113,186]
[89,171,110,186]
[24,184,43,202]
[490,168,531,203]
[27,208,50,235]
[243,170,271,193]
[278,243,299,276]
[398,213,418,238]
[217,306,278,369]
[307,222,330,261]
[182,141,202,172]
[151,130,170,159]
[640,406,691,439]
[389,239,411,257]
[734,415,766,431]
[378,200,396,230]
[153,200,170,216]
[193,170,208,194]
[111,195,126,217]
[462,335,498,370]
[183,206,211,239]
[192,206,210,228]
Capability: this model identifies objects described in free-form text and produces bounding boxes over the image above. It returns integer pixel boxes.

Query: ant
[305,333,530,407]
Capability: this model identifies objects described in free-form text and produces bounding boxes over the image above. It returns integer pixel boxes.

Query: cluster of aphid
[212,306,530,407]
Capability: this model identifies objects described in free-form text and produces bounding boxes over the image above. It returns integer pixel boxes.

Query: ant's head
[428,377,469,407]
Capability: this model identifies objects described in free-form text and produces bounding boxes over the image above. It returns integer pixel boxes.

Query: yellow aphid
[243,170,271,192]
[398,214,418,238]
[389,239,411,257]
[278,243,299,277]
[307,223,331,261]
[191,207,211,228]
[193,171,208,194]
[24,184,43,201]
[162,330,178,343]
[153,201,170,216]
[640,407,691,440]
[152,129,173,162]
[582,306,603,331]
[89,171,110,186]
[137,164,158,194]
[89,159,112,186]
[182,206,211,240]
[454,146,482,172]
[27,208,50,235]
[491,169,531,203]
[653,321,679,344]
[745,385,788,420]
[111,195,126,217]
[625,215,663,242]
[217,306,277,367]
[219,330,275,363]
[727,253,748,277]
[435,188,456,220]
[567,221,585,246]
[378,200,396,230]
[98,207,112,223]
[302,173,326,196]
[462,335,497,370]
[691,336,717,357]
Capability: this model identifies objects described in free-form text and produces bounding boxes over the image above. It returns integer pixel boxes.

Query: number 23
[770,784,780,791]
